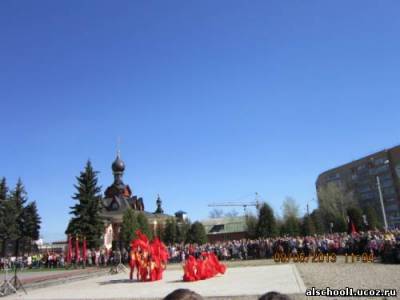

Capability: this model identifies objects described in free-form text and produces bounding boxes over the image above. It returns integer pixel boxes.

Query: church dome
[112,154,125,173]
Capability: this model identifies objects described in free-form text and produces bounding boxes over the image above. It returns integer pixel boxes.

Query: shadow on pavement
[98,279,135,285]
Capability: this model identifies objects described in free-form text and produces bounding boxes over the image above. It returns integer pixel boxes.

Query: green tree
[66,161,104,248]
[0,178,42,255]
[245,213,258,239]
[301,214,316,236]
[163,218,177,244]
[0,177,8,200]
[137,212,152,240]
[281,215,301,236]
[281,197,301,236]
[364,206,380,230]
[318,184,356,231]
[10,178,27,211]
[0,201,19,256]
[9,179,28,255]
[23,201,41,240]
[21,201,41,253]
[347,206,363,231]
[186,221,207,244]
[310,209,325,234]
[0,177,8,254]
[0,197,18,256]
[176,220,190,243]
[282,197,300,219]
[121,208,139,248]
[256,202,278,238]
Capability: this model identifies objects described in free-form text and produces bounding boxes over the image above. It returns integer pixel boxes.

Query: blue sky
[1,1,399,241]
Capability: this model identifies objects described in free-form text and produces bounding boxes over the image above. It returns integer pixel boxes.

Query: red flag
[75,236,80,263]
[351,222,357,234]
[82,237,87,262]
[66,235,72,264]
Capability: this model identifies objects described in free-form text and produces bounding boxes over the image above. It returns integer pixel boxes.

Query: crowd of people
[166,229,400,263]
[0,249,127,270]
[1,229,399,271]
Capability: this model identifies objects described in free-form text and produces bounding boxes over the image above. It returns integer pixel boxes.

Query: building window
[360,191,376,200]
[381,178,393,188]
[383,187,396,196]
[372,164,389,174]
[373,157,385,166]
[358,185,371,193]
[357,164,367,171]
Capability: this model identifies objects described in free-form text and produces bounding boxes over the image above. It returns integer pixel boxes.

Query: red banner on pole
[82,237,87,262]
[75,236,80,263]
[67,235,72,264]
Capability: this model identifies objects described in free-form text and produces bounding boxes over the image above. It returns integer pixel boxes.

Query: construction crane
[208,192,262,213]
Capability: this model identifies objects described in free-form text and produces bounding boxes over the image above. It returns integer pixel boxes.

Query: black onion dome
[112,154,125,173]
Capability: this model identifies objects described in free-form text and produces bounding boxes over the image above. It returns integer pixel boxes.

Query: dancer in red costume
[140,250,150,281]
[129,248,137,280]
[183,252,226,281]
[150,237,169,280]
[129,230,169,282]
[183,255,198,281]
[209,252,226,275]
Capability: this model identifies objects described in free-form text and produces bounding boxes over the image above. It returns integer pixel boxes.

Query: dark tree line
[120,209,206,247]
[246,200,381,240]
[0,177,41,256]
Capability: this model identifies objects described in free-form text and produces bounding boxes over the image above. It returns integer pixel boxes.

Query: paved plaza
[5,259,400,300]
[7,264,306,300]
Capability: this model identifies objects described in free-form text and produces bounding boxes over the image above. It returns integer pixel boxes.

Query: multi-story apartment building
[316,145,400,228]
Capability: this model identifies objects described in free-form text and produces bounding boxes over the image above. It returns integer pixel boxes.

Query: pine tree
[9,178,28,255]
[0,178,18,256]
[0,177,8,200]
[23,202,41,240]
[66,161,104,248]
[256,202,278,238]
[21,201,41,253]
[121,208,139,248]
[163,218,177,244]
[0,200,18,256]
[186,221,207,244]
[137,212,152,240]
[0,177,7,247]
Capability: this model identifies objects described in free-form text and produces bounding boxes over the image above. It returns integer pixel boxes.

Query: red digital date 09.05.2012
[274,252,375,263]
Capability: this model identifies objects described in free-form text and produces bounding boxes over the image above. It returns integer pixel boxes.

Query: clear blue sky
[1,1,399,241]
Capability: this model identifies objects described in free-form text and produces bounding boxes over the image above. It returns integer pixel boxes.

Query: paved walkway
[13,269,105,285]
[8,264,306,300]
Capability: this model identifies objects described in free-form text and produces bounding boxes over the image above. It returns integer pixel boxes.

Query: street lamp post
[376,175,388,231]
[153,220,158,237]
[376,159,390,231]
